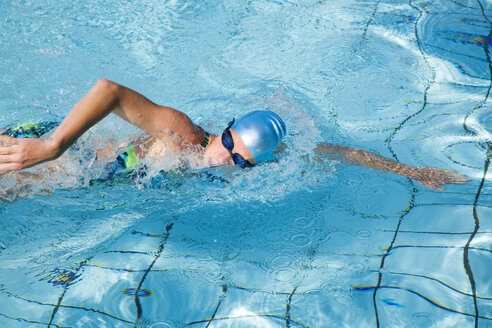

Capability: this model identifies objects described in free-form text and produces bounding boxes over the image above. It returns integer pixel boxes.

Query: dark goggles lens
[221,119,255,168]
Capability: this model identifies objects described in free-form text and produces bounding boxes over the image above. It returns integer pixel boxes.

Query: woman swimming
[0,79,469,201]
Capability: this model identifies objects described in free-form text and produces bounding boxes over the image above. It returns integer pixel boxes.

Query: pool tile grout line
[284,286,297,328]
[463,148,490,328]
[372,210,413,328]
[134,222,174,324]
[185,313,310,327]
[389,244,492,254]
[0,284,134,325]
[48,258,92,328]
[205,284,227,328]
[373,0,436,326]
[0,311,66,328]
[358,285,492,320]
[385,0,436,154]
[362,269,492,300]
[424,42,489,62]
[360,0,381,42]
[461,1,492,327]
[451,0,492,11]
[463,0,492,136]
[357,3,393,325]
[384,229,492,234]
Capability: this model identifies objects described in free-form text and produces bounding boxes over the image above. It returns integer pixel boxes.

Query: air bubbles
[348,261,368,273]
[269,266,298,283]
[208,244,241,262]
[411,312,434,328]
[271,254,294,268]
[325,231,353,248]
[323,271,338,282]
[294,216,311,228]
[268,254,305,285]
[328,285,350,297]
[263,227,289,244]
[356,229,372,239]
[291,234,311,247]
[323,284,354,305]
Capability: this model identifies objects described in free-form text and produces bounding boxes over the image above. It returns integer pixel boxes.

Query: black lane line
[282,198,327,328]
[365,269,492,300]
[0,312,65,328]
[361,0,381,42]
[464,145,490,328]
[385,0,436,153]
[463,0,492,136]
[372,197,415,328]
[358,285,492,320]
[285,286,297,328]
[373,1,436,327]
[462,1,492,327]
[205,284,227,328]
[134,222,174,324]
[48,258,91,328]
[2,284,134,324]
[450,0,492,11]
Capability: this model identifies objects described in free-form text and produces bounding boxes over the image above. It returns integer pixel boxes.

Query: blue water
[1,0,491,327]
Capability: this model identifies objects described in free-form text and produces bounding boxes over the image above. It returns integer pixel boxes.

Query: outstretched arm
[315,142,469,191]
[0,79,206,172]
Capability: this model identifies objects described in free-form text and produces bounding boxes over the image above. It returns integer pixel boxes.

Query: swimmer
[0,79,469,200]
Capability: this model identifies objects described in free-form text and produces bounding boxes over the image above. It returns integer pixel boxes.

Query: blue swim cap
[230,110,286,162]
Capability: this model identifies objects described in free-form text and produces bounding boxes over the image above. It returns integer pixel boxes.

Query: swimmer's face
[203,129,253,167]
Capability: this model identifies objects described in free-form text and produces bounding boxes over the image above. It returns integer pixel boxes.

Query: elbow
[95,78,121,96]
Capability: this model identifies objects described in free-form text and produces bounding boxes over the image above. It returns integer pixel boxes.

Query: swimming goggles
[222,119,255,168]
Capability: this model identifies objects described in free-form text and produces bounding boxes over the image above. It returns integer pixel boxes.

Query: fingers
[418,166,471,190]
[438,169,470,185]
[0,135,19,145]
[421,181,445,191]
[0,154,19,163]
[0,145,16,155]
[0,136,20,156]
[433,185,445,192]
[0,143,21,163]
[447,170,471,184]
[0,138,23,171]
[0,195,17,203]
[0,162,23,172]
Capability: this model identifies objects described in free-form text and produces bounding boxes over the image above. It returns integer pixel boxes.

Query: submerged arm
[0,170,50,203]
[315,142,469,191]
[0,79,205,172]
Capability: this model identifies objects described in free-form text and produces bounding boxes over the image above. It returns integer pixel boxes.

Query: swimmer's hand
[0,135,61,172]
[412,166,470,191]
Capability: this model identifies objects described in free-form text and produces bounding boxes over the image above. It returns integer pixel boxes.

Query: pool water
[1,0,491,327]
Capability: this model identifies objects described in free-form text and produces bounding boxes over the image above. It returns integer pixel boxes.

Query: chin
[204,156,221,166]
